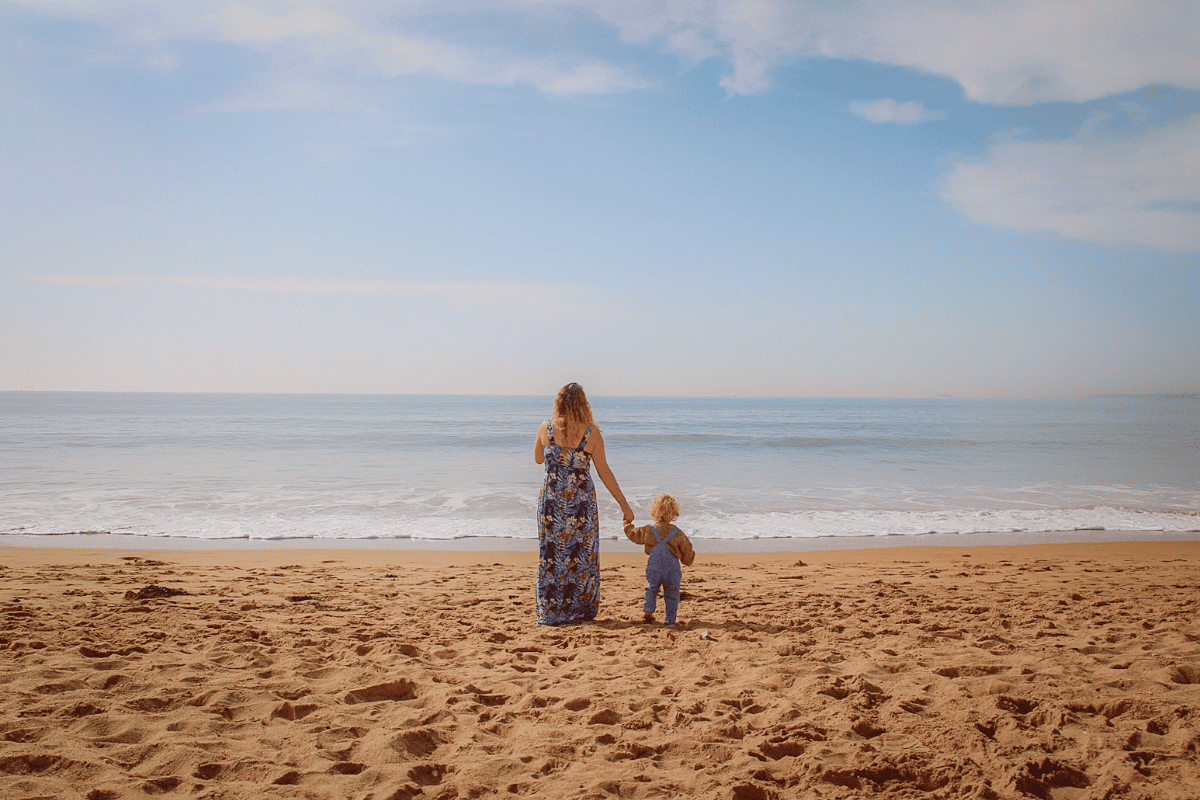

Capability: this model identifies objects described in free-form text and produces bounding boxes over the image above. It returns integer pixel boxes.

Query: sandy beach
[2,539,1198,799]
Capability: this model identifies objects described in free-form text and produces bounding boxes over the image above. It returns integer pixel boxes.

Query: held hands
[622,505,634,524]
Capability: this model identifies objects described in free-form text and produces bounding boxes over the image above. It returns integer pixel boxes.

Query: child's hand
[622,508,634,524]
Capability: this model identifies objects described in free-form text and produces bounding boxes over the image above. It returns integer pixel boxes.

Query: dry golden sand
[1,542,1198,800]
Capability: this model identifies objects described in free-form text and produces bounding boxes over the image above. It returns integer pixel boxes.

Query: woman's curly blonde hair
[552,382,596,437]
[650,493,679,523]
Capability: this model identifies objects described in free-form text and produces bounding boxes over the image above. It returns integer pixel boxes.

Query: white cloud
[11,1,1197,103]
[849,98,945,124]
[574,0,818,96]
[7,0,652,97]
[28,274,586,305]
[577,0,1200,103]
[661,27,720,69]
[943,113,1200,251]
[10,0,1197,254]
[832,0,1200,106]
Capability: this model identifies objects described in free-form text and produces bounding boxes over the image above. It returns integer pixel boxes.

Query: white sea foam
[4,506,1196,542]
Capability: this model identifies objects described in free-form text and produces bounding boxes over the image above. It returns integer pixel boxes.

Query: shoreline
[2,527,1199,554]
[3,538,1200,571]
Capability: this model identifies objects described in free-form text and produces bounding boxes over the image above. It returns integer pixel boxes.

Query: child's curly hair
[650,493,679,523]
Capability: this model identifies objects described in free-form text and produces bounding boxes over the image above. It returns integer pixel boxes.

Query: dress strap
[546,419,555,446]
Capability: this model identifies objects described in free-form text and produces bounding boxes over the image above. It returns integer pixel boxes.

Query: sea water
[1,392,1196,542]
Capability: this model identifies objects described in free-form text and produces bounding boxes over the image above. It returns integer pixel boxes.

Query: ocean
[1,392,1197,544]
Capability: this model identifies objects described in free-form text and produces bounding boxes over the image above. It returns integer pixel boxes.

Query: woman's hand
[622,505,634,524]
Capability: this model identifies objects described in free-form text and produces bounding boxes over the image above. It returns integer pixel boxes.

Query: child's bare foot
[643,612,655,624]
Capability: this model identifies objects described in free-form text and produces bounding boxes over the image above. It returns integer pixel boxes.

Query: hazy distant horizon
[3,389,1197,402]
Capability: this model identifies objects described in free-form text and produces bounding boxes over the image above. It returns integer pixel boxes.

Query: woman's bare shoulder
[583,424,604,451]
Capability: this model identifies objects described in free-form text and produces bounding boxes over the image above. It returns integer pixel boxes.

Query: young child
[623,493,696,625]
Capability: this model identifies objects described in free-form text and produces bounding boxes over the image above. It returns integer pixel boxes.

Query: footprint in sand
[34,679,87,695]
[316,726,366,760]
[62,702,106,718]
[408,763,449,785]
[86,673,131,690]
[343,679,416,703]
[193,760,281,782]
[995,695,1039,715]
[2,728,49,744]
[271,701,320,721]
[850,718,886,739]
[125,697,178,713]
[392,728,444,759]
[326,761,365,774]
[140,776,182,793]
[933,664,1005,679]
[588,708,621,725]
[73,716,146,745]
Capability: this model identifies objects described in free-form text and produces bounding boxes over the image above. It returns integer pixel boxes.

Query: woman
[533,383,632,625]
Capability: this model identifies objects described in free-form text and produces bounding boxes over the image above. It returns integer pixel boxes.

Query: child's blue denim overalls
[645,525,682,624]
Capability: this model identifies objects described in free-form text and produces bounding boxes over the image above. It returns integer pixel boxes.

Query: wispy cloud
[8,0,652,97]
[825,0,1200,106]
[11,1,1197,103]
[11,0,1199,256]
[580,0,1200,104]
[28,274,586,304]
[850,98,945,124]
[943,113,1200,251]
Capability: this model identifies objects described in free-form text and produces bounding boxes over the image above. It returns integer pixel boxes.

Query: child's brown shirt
[623,522,696,567]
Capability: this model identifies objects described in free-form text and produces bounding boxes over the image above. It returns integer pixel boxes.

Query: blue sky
[2,0,1197,397]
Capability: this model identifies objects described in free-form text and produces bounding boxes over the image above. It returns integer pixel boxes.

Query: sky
[1,0,1198,398]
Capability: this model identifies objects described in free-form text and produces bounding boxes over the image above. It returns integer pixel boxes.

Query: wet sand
[1,540,1198,799]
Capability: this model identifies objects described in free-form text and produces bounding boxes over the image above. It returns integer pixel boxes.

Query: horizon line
[4,389,1195,401]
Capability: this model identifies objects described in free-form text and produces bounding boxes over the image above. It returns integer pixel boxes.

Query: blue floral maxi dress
[536,420,600,625]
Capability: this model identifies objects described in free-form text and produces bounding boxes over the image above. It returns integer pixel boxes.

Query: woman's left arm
[589,430,632,521]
